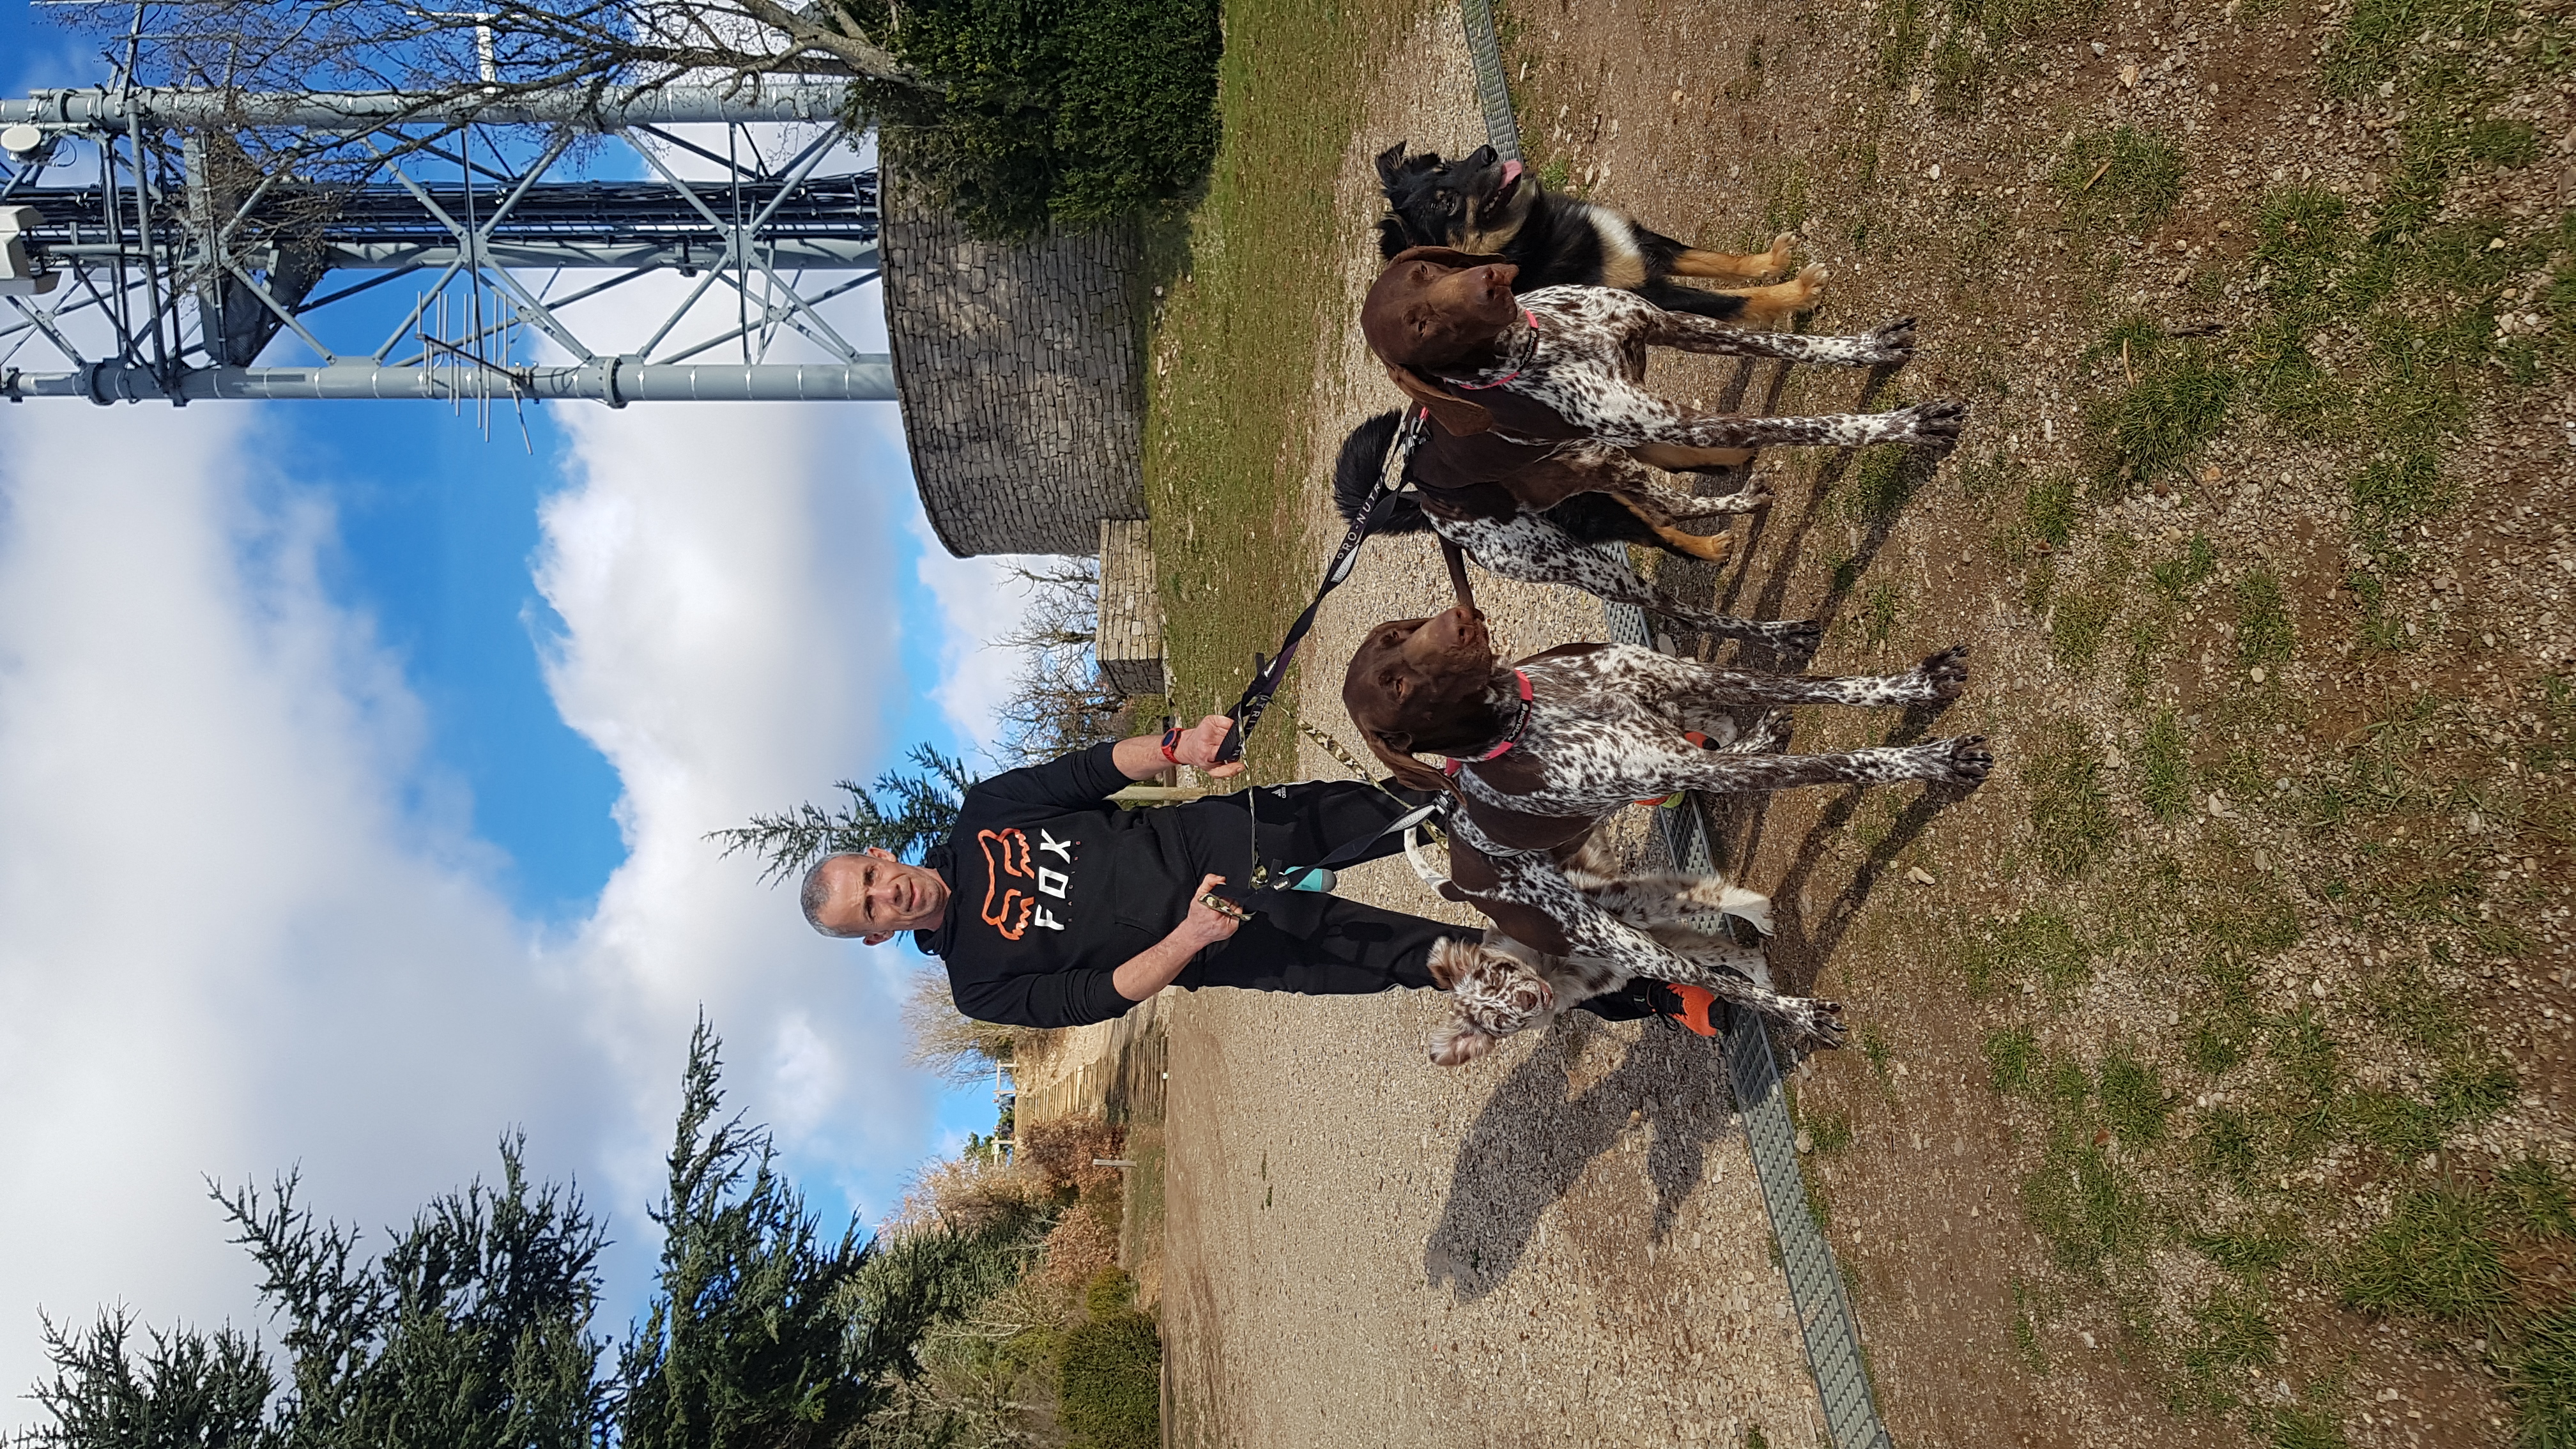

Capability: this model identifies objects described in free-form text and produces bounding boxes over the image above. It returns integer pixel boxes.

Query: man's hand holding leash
[1115,713,1246,781]
[1112,871,1246,1002]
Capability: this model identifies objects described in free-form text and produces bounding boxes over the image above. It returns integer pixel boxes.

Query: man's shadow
[1422,1020,1735,1300]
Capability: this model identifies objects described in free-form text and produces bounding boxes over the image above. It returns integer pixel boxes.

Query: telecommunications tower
[0,64,888,405]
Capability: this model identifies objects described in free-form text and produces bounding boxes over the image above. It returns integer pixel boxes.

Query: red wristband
[1160,727,1183,763]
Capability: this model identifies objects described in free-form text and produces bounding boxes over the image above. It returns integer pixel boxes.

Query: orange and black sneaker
[1634,980,1722,1038]
[1664,983,1722,1038]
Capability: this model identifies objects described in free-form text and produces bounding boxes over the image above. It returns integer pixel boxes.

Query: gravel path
[1154,8,1827,1444]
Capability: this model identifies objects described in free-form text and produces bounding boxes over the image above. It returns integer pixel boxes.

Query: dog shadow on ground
[1422,1018,1736,1300]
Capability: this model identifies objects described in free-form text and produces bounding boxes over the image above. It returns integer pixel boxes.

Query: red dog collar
[1445,310,1540,391]
[1443,670,1535,774]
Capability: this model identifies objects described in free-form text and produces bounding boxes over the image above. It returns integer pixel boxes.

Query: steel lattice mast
[0,79,893,404]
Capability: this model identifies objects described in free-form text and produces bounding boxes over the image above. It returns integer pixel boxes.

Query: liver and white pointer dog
[1342,605,1991,1046]
[1359,247,1965,461]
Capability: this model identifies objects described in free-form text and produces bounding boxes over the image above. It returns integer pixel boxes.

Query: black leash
[1213,408,1429,765]
[1193,408,1436,917]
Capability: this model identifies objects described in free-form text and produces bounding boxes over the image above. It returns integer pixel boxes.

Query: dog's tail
[1333,411,1430,534]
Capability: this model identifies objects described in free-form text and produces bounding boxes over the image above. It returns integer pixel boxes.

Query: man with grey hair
[801,714,1470,1029]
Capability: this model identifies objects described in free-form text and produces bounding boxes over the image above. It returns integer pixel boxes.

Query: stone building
[878,166,1163,695]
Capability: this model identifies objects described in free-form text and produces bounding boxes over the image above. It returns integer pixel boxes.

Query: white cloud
[536,401,935,1215]
[0,406,608,1406]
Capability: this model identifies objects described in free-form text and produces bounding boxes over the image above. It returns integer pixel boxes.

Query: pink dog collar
[1446,310,1540,391]
[1443,670,1535,774]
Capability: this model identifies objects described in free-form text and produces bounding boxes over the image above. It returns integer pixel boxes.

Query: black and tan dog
[1374,141,1821,322]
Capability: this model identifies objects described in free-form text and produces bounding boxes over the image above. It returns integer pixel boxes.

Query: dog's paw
[1899,397,1971,441]
[1927,733,1994,788]
[1772,618,1825,657]
[1782,996,1846,1048]
[1791,261,1828,303]
[1910,642,1972,700]
[1733,486,1775,512]
[1764,232,1798,273]
[1864,316,1919,361]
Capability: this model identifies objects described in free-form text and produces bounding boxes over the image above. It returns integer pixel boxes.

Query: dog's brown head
[1361,247,1522,437]
[1340,606,1506,793]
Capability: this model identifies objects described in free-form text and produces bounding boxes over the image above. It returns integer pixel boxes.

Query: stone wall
[1094,518,1165,697]
[878,163,1149,557]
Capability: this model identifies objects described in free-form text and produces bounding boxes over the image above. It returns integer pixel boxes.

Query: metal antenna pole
[0,80,892,404]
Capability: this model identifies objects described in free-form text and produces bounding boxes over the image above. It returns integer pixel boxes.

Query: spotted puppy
[1359,246,1965,459]
[1342,606,1992,1046]
[1413,839,1775,1068]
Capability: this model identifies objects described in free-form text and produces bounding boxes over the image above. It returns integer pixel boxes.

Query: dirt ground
[1154,8,1835,1446]
[1150,0,2575,1444]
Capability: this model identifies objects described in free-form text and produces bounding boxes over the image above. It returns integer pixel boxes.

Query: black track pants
[1168,781,1455,996]
[1160,781,1659,1020]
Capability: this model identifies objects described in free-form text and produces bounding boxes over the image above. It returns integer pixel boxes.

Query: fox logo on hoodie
[976,827,1076,941]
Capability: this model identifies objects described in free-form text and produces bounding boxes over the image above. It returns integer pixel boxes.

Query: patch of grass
[2150,534,2218,599]
[2181,1284,2280,1388]
[2434,1048,2518,1125]
[1928,27,1991,116]
[2023,468,2078,549]
[2234,570,2296,669]
[2263,1009,2346,1157]
[1876,0,1931,87]
[2098,1049,2173,1147]
[2322,0,2517,95]
[1974,909,2092,997]
[1859,1025,1894,1082]
[2138,709,2192,819]
[2023,1128,2152,1284]
[2028,726,2119,877]
[2085,325,2237,489]
[1809,1108,1856,1155]
[2193,1107,2262,1192]
[2190,1215,2303,1277]
[2050,589,2118,670]
[1143,0,1422,778]
[2258,1405,2350,1449]
[2511,1302,2576,1449]
[2341,1183,2513,1324]
[1844,444,1922,523]
[1984,1025,2039,1091]
[2053,125,2185,238]
[2009,1275,2049,1373]
[2498,1158,2576,1239]
[1862,583,1902,647]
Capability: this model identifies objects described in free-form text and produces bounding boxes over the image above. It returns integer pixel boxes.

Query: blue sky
[0,4,1054,1410]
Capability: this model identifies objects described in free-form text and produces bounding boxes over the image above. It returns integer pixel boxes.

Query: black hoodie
[915,742,1222,1029]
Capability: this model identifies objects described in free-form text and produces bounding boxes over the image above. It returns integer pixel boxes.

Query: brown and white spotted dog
[1342,606,1993,1046]
[1328,415,1823,650]
[1358,247,1966,465]
[1415,841,1775,1067]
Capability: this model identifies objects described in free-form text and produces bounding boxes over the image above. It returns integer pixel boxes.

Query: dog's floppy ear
[1374,141,1409,187]
[1424,936,1480,990]
[1385,244,1509,272]
[1385,364,1492,437]
[1361,726,1454,795]
[1427,1017,1499,1068]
